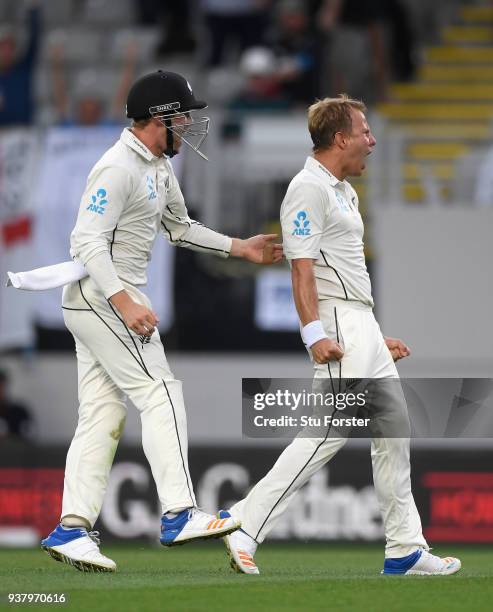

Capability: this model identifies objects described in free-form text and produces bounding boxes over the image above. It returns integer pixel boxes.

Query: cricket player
[219,96,461,576]
[40,70,282,572]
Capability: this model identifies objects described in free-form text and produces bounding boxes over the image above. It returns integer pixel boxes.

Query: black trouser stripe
[77,280,195,507]
[78,281,153,380]
[106,299,195,507]
[320,250,348,300]
[161,380,195,506]
[106,299,151,378]
[253,315,342,542]
[62,306,92,312]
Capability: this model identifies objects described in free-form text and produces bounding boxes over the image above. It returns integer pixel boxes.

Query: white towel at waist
[6,261,87,291]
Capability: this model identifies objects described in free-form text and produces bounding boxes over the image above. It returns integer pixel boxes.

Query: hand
[231,234,283,264]
[311,338,344,364]
[385,336,410,362]
[110,291,159,337]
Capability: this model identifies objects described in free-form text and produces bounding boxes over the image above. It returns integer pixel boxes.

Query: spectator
[223,47,291,139]
[380,0,416,82]
[0,0,40,126]
[318,0,389,103]
[269,0,323,105]
[0,369,33,440]
[201,0,273,67]
[229,47,291,113]
[135,0,196,56]
[49,41,137,126]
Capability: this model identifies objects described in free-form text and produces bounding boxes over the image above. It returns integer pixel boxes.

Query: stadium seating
[377,1,493,204]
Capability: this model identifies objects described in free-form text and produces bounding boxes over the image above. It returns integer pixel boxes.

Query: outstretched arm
[163,218,283,265]
[160,174,282,264]
[230,234,283,264]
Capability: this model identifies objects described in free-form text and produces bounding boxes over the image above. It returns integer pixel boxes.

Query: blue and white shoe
[219,510,259,575]
[382,548,461,576]
[160,507,240,547]
[41,524,116,573]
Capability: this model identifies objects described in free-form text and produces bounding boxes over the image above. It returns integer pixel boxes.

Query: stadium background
[1,0,493,553]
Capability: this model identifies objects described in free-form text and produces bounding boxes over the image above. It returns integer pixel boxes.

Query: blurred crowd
[0,0,419,128]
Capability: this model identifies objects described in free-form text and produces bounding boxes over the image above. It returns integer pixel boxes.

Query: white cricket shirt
[69,128,232,298]
[280,156,374,307]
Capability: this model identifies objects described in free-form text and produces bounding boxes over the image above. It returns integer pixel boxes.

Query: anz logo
[146,175,157,200]
[292,210,311,236]
[86,188,108,215]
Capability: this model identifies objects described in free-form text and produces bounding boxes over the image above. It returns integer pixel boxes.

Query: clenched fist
[385,336,410,361]
[311,338,344,364]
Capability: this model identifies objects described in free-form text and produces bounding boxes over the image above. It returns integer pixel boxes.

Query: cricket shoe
[382,548,461,576]
[160,507,240,547]
[41,524,116,573]
[218,510,259,575]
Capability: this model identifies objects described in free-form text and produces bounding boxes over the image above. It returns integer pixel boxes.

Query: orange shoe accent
[237,550,257,569]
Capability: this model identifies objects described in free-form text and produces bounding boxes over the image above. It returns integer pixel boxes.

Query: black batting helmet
[126,70,209,160]
[126,70,207,120]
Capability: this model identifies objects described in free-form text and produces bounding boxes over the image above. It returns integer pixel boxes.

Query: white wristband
[301,320,328,348]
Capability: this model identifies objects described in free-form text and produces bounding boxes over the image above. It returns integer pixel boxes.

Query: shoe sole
[41,546,116,573]
[160,523,240,548]
[406,565,461,576]
[224,536,242,574]
[223,536,259,575]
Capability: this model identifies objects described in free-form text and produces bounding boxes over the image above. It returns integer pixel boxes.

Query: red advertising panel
[423,472,493,542]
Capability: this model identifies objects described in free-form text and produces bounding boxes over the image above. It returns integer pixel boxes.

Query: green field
[1,543,491,611]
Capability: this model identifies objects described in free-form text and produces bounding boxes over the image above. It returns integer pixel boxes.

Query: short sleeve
[280,181,327,260]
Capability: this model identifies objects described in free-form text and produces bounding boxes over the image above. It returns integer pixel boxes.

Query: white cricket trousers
[60,277,196,527]
[230,298,429,558]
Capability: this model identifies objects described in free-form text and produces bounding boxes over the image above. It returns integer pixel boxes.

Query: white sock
[61,516,90,530]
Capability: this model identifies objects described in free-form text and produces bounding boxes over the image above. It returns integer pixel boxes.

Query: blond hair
[308,95,366,152]
[131,118,152,129]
